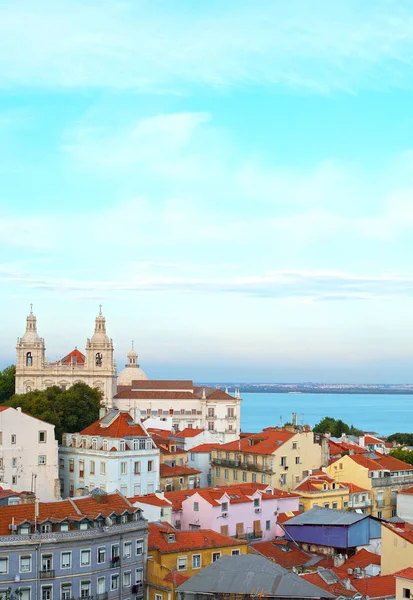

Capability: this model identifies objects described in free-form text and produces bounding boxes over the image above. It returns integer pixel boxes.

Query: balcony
[96,594,108,600]
[39,569,55,579]
[371,476,413,488]
[211,457,273,474]
[233,532,263,540]
[110,557,120,568]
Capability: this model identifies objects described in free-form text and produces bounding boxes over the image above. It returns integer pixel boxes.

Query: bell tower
[85,306,116,412]
[15,305,46,393]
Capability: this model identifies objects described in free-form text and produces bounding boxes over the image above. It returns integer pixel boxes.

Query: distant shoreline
[199,385,413,395]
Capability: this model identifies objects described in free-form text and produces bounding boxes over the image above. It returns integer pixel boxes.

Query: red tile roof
[131,380,194,390]
[301,571,356,598]
[352,575,396,599]
[193,387,235,400]
[115,390,195,400]
[214,430,294,455]
[174,428,204,438]
[189,443,221,453]
[398,486,413,495]
[383,522,413,545]
[164,490,197,511]
[332,549,380,579]
[163,570,190,586]
[0,492,138,535]
[80,411,148,438]
[129,494,172,507]
[341,482,369,494]
[394,567,413,580]
[277,511,301,523]
[0,407,10,413]
[364,435,384,445]
[148,522,247,553]
[251,540,311,568]
[295,473,347,493]
[332,452,413,472]
[59,348,86,365]
[160,464,201,478]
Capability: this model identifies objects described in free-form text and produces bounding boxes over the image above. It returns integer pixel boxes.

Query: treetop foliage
[313,416,364,438]
[0,365,15,404]
[7,382,102,442]
[387,433,413,446]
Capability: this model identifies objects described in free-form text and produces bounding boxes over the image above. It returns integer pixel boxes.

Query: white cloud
[1,1,413,92]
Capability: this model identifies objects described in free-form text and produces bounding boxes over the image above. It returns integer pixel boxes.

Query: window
[40,524,51,533]
[194,502,199,511]
[136,539,144,555]
[132,460,141,476]
[61,552,71,569]
[253,498,260,507]
[221,502,228,512]
[208,408,214,417]
[11,434,16,444]
[212,552,221,562]
[135,568,144,584]
[38,455,46,465]
[261,474,266,484]
[20,555,31,573]
[295,456,300,464]
[80,522,88,531]
[280,474,286,485]
[121,462,127,475]
[124,541,132,558]
[190,453,195,460]
[332,502,338,509]
[224,468,229,480]
[324,502,330,508]
[343,501,349,508]
[155,595,162,600]
[242,471,247,482]
[80,549,91,566]
[280,456,287,467]
[208,422,214,431]
[120,440,126,451]
[177,556,187,571]
[216,467,220,477]
[12,458,17,468]
[148,461,153,472]
[90,460,95,475]
[266,520,270,531]
[227,407,234,418]
[26,352,32,367]
[39,431,47,443]
[100,462,106,475]
[80,582,91,598]
[60,522,69,531]
[233,470,238,480]
[97,547,106,563]
[123,571,131,587]
[231,549,240,556]
[41,587,52,600]
[403,588,411,599]
[192,554,201,568]
[61,585,72,600]
[20,525,30,535]
[41,554,52,571]
[377,511,382,519]
[12,476,17,485]
[251,473,257,483]
[292,442,297,449]
[103,439,108,451]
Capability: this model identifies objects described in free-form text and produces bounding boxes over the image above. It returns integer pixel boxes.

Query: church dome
[117,343,148,386]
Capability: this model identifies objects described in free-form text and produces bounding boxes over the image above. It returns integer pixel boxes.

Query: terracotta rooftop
[129,494,172,507]
[164,490,197,511]
[251,540,312,569]
[148,522,247,553]
[160,464,201,478]
[115,390,195,400]
[277,511,301,524]
[351,574,396,599]
[364,435,385,445]
[131,380,194,390]
[173,428,205,438]
[341,482,369,494]
[214,429,295,455]
[189,443,221,453]
[163,570,190,587]
[80,411,148,438]
[332,548,380,579]
[332,452,413,472]
[395,567,413,580]
[398,486,413,495]
[301,571,357,598]
[295,473,347,493]
[383,521,413,545]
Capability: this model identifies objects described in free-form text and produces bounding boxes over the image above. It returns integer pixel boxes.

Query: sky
[2,0,413,383]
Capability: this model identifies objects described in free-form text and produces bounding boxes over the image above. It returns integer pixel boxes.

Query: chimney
[334,553,345,568]
[343,578,352,590]
[131,407,141,424]
[20,491,36,504]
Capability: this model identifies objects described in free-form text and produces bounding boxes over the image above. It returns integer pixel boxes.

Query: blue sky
[2,0,413,383]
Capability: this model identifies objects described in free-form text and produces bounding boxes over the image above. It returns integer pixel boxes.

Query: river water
[240,392,413,437]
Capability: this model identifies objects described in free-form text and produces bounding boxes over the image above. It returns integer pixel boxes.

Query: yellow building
[147,522,248,600]
[395,568,413,600]
[326,453,413,520]
[381,522,413,575]
[294,471,350,511]
[211,428,324,492]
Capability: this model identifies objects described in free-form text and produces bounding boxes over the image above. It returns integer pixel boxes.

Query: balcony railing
[96,593,108,600]
[371,476,413,488]
[233,532,263,540]
[39,569,55,579]
[211,457,273,474]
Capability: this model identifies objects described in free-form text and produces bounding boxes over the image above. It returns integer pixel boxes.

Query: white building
[171,427,226,451]
[59,408,160,498]
[0,406,59,501]
[129,492,173,523]
[15,306,117,411]
[115,381,241,441]
[187,443,220,487]
[397,486,413,524]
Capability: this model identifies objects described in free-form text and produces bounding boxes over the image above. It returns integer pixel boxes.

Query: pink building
[165,483,300,541]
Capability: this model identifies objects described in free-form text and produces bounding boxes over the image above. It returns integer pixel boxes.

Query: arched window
[95,353,102,366]
[26,352,33,367]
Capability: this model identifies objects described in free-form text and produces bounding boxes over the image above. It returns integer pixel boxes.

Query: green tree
[387,433,413,446]
[0,365,16,403]
[313,416,337,434]
[7,382,102,442]
[390,448,413,465]
[313,416,362,438]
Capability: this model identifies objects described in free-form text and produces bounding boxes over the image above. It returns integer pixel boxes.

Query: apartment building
[0,406,59,501]
[211,428,323,491]
[326,453,413,520]
[294,471,350,511]
[59,409,160,498]
[0,490,147,600]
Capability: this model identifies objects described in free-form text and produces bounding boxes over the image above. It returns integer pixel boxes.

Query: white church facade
[15,307,241,440]
[15,306,117,410]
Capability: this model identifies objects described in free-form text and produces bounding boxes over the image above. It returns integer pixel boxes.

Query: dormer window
[323,484,328,490]
[103,440,108,451]
[92,438,97,450]
[119,441,125,452]
[167,533,176,543]
[253,498,260,507]
[221,502,228,512]
[20,524,30,535]
[60,522,69,532]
